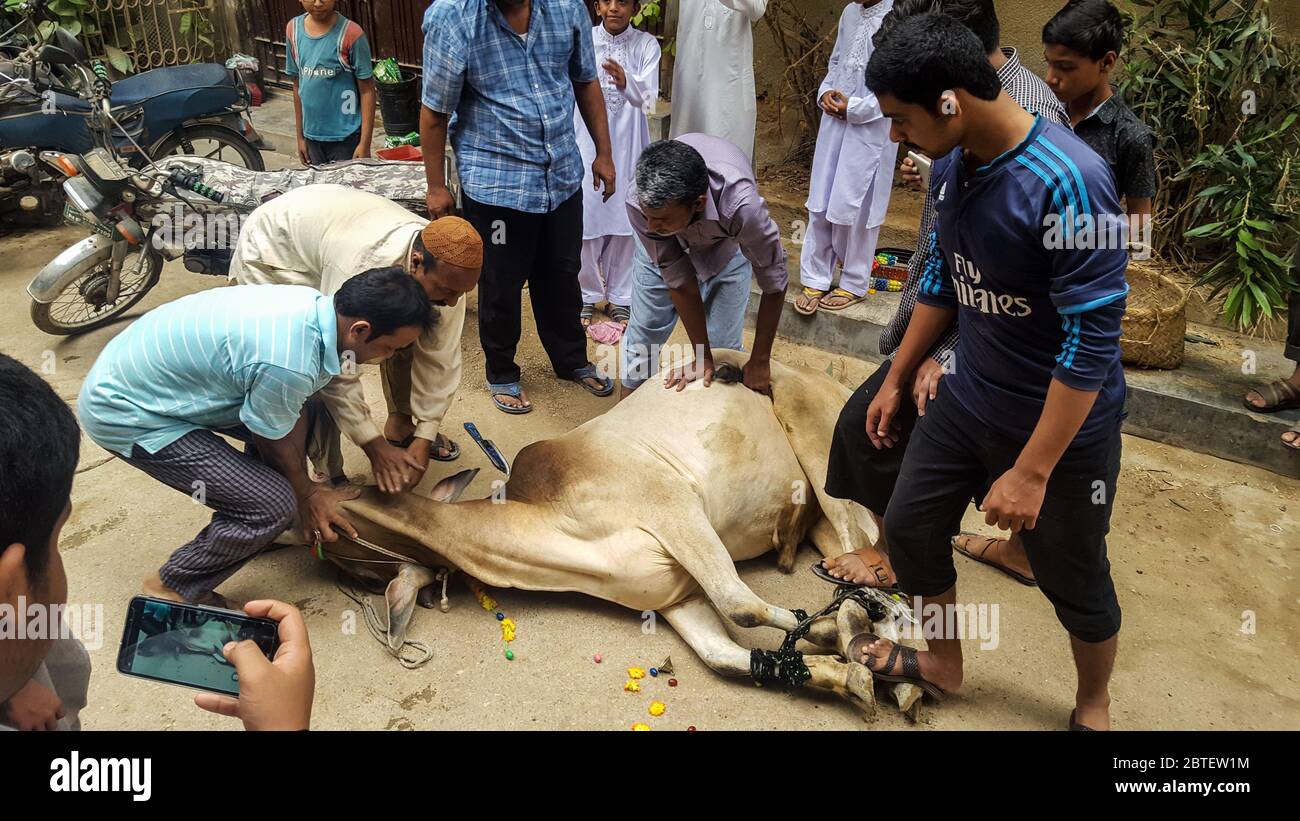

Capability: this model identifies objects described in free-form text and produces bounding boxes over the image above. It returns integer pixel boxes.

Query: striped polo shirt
[78,285,342,457]
[916,115,1129,446]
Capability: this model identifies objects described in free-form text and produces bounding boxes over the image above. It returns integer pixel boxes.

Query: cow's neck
[386,496,607,593]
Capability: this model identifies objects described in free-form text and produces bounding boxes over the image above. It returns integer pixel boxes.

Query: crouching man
[230,183,482,493]
[77,268,434,606]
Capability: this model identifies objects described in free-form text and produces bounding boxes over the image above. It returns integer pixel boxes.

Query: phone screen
[116,596,279,697]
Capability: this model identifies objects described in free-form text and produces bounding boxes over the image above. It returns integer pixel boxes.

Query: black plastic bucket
[376,70,420,137]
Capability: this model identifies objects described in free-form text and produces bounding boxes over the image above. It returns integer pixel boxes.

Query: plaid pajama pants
[122,427,300,601]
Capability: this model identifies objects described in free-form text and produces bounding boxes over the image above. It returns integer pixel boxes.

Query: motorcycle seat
[110,63,236,107]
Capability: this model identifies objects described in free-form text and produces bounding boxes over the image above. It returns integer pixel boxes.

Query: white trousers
[799,209,883,296]
[579,235,636,307]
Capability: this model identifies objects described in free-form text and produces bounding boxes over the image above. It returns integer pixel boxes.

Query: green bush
[1120,0,1299,331]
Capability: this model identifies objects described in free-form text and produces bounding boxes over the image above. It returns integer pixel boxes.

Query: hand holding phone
[118,596,313,730]
[193,600,315,731]
[904,150,932,191]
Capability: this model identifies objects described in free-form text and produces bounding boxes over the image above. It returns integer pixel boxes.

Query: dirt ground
[2,222,1297,731]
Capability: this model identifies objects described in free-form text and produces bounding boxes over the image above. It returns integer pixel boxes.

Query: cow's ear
[430,468,479,503]
[384,563,438,652]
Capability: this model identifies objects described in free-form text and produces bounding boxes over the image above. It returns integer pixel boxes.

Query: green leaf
[104,45,132,74]
[1195,184,1231,198]
[179,12,193,36]
[1184,221,1225,238]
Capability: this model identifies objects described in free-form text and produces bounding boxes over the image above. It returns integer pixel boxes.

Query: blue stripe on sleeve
[1058,285,1130,315]
[1038,136,1092,216]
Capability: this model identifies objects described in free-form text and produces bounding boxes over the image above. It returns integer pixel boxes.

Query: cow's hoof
[844,661,876,717]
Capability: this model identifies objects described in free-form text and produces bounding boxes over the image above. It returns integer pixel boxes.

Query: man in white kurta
[670,0,766,163]
[574,9,661,318]
[229,184,481,492]
[799,1,897,312]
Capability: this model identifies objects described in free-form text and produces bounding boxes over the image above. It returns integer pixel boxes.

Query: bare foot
[142,573,243,611]
[822,548,896,586]
[856,636,963,695]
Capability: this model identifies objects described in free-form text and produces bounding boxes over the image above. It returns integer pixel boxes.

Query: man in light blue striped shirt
[77,268,434,606]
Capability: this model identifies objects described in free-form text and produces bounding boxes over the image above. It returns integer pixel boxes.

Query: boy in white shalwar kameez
[574,0,661,328]
[797,0,898,315]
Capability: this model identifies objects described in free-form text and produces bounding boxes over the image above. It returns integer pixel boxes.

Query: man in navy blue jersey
[846,12,1128,730]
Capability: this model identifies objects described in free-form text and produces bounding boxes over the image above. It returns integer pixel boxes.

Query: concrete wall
[751,0,1300,98]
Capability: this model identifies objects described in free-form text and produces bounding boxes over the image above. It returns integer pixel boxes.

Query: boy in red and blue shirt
[286,0,376,164]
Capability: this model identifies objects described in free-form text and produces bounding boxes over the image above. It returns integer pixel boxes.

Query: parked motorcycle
[27,141,438,336]
[0,17,268,226]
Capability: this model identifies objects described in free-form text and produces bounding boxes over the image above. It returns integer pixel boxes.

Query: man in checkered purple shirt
[820,0,1070,589]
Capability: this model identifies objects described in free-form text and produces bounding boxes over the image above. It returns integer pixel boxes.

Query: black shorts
[882,383,1123,642]
[825,359,913,515]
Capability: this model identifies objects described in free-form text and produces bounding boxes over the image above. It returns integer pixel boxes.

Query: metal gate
[85,0,231,73]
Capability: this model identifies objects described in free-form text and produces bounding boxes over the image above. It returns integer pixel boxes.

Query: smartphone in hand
[907,150,933,190]
[116,596,278,697]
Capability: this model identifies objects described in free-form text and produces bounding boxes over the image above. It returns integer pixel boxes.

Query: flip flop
[818,287,867,312]
[580,303,596,328]
[1069,709,1098,731]
[489,382,533,414]
[847,632,946,701]
[566,363,615,397]
[606,303,631,326]
[951,532,1037,587]
[1244,379,1300,412]
[810,560,901,595]
[795,286,826,316]
[385,432,461,462]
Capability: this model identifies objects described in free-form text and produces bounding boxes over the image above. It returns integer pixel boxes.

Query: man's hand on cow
[299,484,360,543]
[1,679,65,731]
[362,437,415,494]
[404,437,433,482]
[866,375,906,449]
[664,356,715,392]
[592,153,617,202]
[900,154,926,191]
[743,357,773,397]
[427,185,456,219]
[194,599,315,731]
[602,59,627,90]
[980,465,1047,533]
[911,357,944,416]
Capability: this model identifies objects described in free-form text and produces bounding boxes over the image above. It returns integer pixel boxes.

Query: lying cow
[321,351,904,716]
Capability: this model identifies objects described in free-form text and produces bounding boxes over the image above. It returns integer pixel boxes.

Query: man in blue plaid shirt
[420,0,618,412]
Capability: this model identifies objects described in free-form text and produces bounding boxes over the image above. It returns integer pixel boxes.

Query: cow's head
[382,468,479,651]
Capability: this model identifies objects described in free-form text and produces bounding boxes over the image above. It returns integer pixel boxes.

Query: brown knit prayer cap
[420,216,483,269]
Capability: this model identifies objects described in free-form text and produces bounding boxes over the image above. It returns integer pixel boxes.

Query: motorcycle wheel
[153,124,266,171]
[30,246,163,335]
